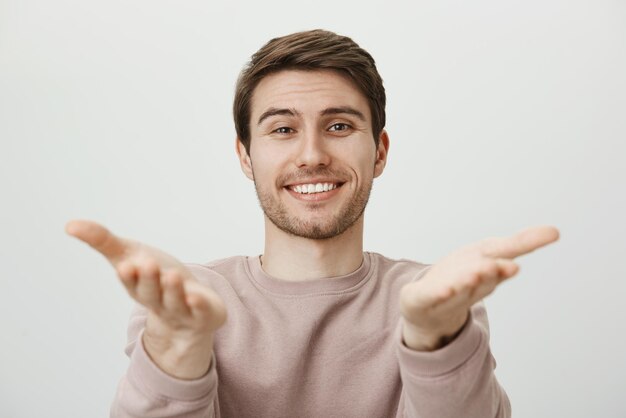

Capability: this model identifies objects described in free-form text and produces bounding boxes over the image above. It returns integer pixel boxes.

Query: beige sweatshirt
[111,252,511,418]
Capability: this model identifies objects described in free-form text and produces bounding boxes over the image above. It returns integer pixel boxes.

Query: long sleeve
[108,254,511,417]
[110,306,220,418]
[396,303,511,418]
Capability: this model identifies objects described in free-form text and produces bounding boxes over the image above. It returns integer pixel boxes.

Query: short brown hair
[233,29,386,154]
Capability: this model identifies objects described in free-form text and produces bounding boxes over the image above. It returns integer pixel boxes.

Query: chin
[273,215,361,241]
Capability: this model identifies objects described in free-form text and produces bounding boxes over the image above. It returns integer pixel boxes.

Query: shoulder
[359,253,433,309]
[368,252,432,283]
[184,255,251,288]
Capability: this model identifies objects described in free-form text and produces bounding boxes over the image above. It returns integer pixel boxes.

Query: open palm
[66,219,226,378]
[400,225,559,351]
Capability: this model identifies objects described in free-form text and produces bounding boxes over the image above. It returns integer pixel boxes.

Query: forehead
[250,69,370,120]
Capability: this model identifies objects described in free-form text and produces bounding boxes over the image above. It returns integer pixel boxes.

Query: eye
[328,123,351,132]
[273,127,294,134]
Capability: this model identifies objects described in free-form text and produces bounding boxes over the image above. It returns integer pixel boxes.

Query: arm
[65,220,227,418]
[112,306,221,418]
[398,225,559,417]
[397,303,510,418]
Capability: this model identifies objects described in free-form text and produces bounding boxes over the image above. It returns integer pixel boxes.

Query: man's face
[237,69,388,240]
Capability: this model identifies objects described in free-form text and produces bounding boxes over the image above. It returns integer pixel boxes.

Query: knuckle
[468,271,482,283]
[485,260,499,275]
[164,272,182,288]
[145,258,159,271]
[116,262,131,278]
[139,260,159,277]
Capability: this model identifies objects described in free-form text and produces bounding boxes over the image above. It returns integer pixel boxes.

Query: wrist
[401,314,468,352]
[143,314,215,379]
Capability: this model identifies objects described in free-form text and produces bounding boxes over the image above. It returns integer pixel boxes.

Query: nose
[295,129,331,168]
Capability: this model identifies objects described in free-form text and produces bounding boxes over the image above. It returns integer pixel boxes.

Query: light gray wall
[1,0,624,417]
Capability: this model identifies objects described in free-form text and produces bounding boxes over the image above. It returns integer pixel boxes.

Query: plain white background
[1,0,624,417]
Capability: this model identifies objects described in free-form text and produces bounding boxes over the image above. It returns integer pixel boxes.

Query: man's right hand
[65,219,227,379]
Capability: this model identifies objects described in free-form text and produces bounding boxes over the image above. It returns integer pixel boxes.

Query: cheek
[251,162,272,183]
[344,146,377,175]
[250,150,287,185]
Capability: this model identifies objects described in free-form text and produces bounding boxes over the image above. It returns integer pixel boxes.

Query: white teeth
[290,182,339,194]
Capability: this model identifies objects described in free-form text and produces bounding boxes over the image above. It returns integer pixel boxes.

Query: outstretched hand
[400,226,559,351]
[66,219,226,379]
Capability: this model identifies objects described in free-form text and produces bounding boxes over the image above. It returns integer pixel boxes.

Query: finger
[439,258,517,308]
[161,270,191,316]
[465,259,519,304]
[479,225,560,259]
[116,261,138,293]
[400,281,452,314]
[185,287,213,317]
[186,293,209,316]
[468,258,518,285]
[495,258,519,280]
[65,219,127,261]
[135,259,163,311]
[448,260,499,303]
[184,280,223,318]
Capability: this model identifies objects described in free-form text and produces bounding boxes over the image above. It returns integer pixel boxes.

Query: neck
[261,216,365,281]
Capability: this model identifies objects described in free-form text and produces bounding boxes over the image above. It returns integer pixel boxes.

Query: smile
[289,182,340,194]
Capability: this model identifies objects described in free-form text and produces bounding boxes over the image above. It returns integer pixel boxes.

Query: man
[66,29,559,417]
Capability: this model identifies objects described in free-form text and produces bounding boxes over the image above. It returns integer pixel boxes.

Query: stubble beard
[253,174,373,240]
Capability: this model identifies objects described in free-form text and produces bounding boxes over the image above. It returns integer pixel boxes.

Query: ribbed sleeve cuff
[396,310,486,378]
[126,329,218,402]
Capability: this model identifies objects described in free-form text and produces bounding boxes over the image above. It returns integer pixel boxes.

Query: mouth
[287,182,343,194]
[283,181,345,201]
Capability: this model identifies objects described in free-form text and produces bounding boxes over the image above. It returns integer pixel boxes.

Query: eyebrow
[320,107,366,122]
[257,108,301,126]
[257,106,366,126]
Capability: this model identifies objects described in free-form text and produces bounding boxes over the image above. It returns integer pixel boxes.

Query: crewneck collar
[245,252,373,296]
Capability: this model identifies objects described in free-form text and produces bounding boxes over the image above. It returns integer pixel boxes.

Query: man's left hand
[400,226,559,351]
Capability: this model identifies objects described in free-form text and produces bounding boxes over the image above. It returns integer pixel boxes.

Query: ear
[235,138,254,181]
[373,130,390,178]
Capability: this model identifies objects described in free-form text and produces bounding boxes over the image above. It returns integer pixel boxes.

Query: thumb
[65,219,127,261]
